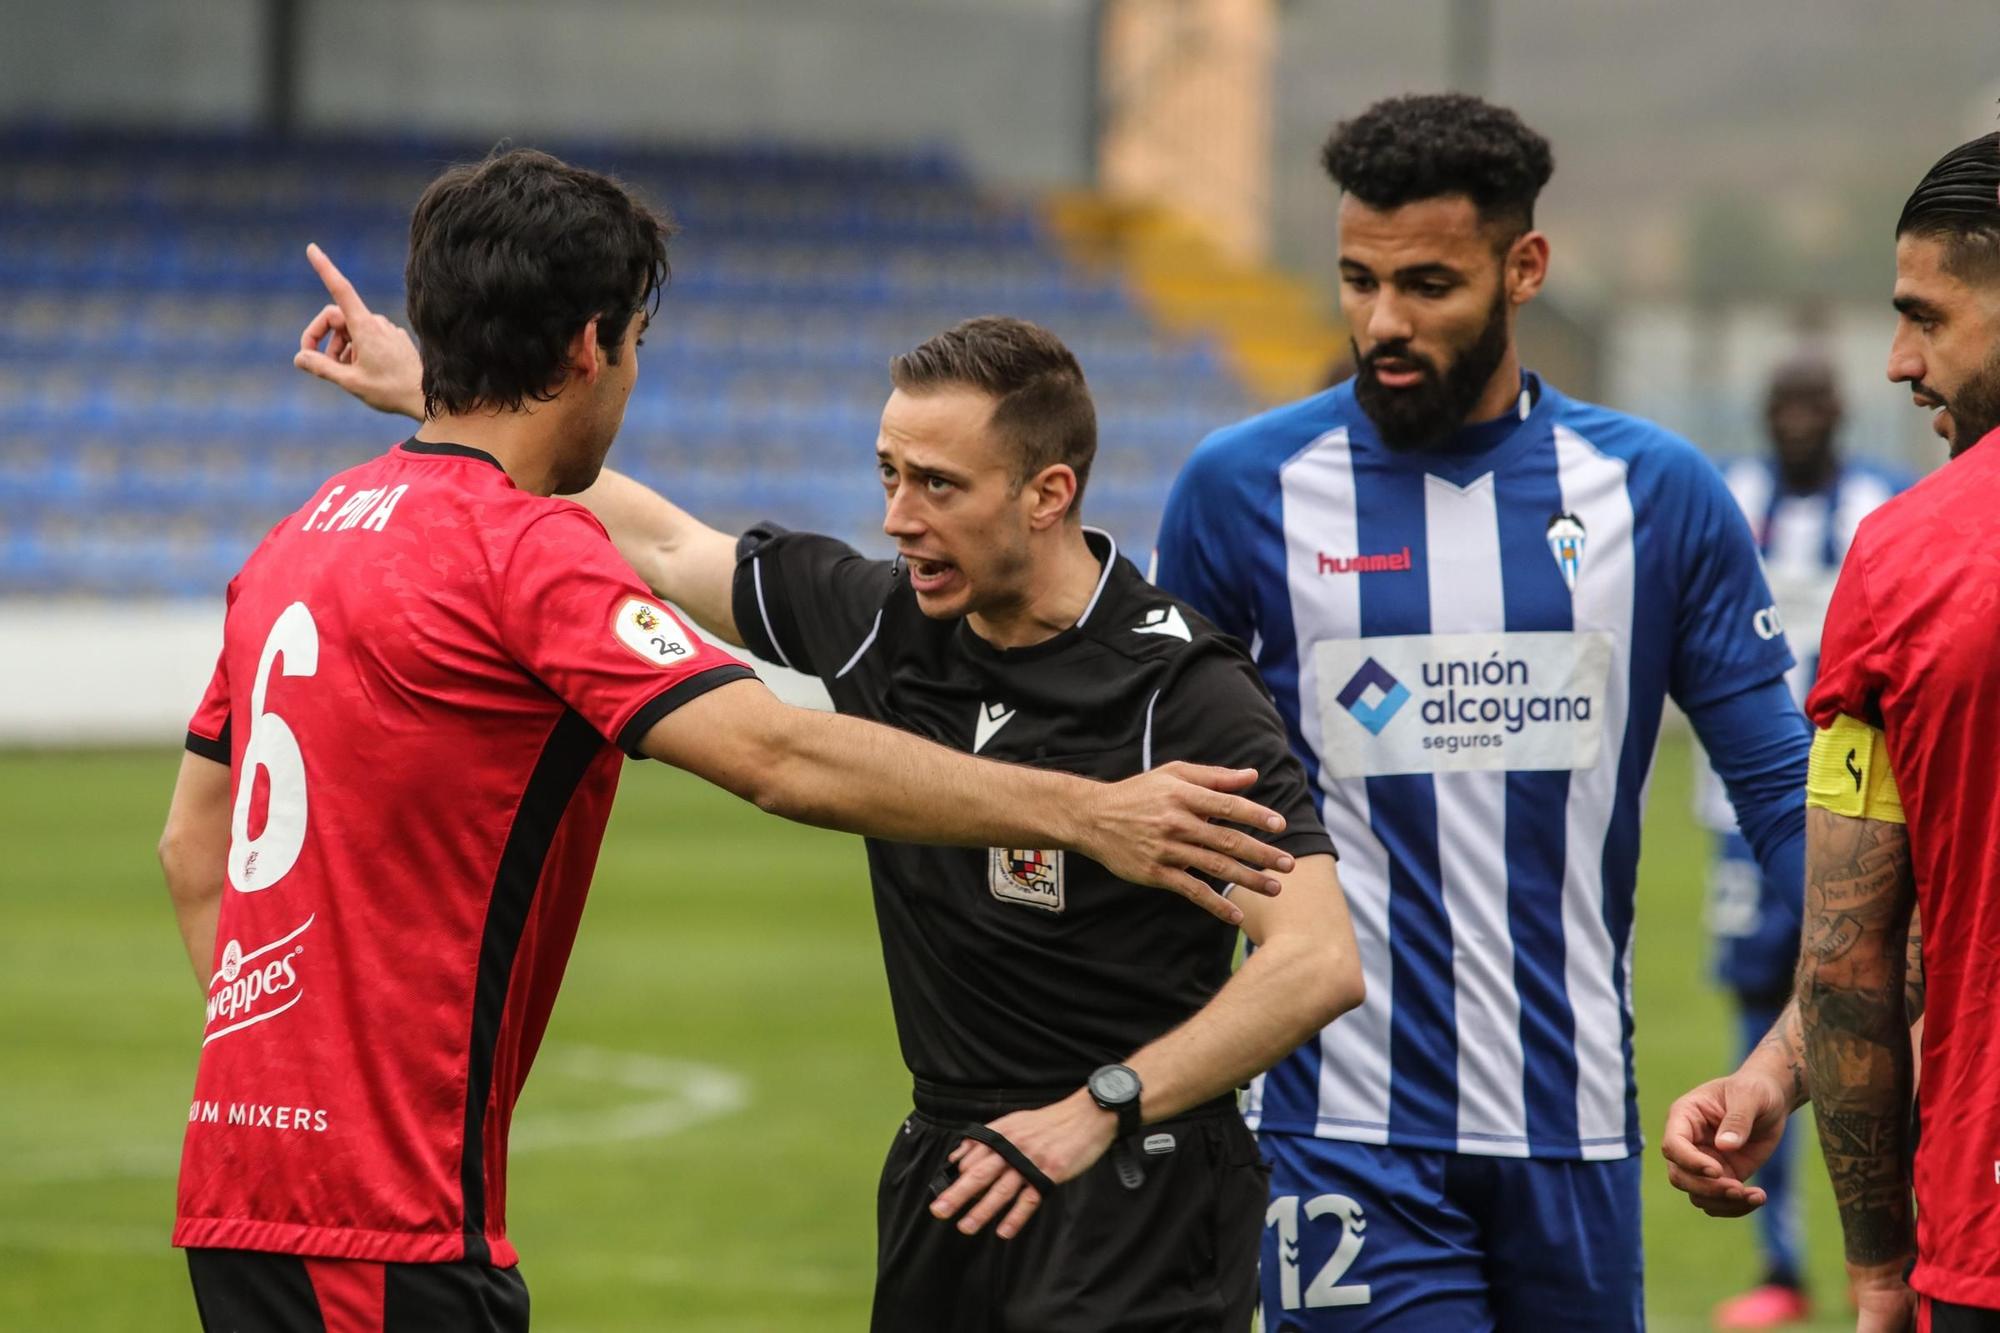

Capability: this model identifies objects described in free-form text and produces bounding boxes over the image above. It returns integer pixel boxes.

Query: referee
[296,291,1365,1328]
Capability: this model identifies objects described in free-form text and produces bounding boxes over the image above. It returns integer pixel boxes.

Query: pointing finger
[306,242,372,325]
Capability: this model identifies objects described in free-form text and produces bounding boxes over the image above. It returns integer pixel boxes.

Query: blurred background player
[1154,93,1814,1330]
[1662,131,2000,1333]
[158,149,1302,1332]
[1692,353,1907,1330]
[292,271,1367,1329]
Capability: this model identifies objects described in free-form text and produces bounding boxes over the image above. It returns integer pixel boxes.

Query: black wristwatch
[1087,1063,1144,1139]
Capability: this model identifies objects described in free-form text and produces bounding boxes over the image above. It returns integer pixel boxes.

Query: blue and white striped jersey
[1155,377,1793,1160]
[1694,458,1907,836]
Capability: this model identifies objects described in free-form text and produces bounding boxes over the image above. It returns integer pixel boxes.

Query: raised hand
[293,243,426,420]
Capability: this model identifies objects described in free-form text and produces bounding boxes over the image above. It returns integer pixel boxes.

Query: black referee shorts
[871,1087,1266,1332]
[186,1247,528,1332]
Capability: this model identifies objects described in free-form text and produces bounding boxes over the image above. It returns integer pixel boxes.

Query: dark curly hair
[406,148,672,419]
[1321,93,1554,239]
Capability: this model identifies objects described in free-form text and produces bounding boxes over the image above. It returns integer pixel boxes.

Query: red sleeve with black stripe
[185,646,232,764]
[499,506,756,754]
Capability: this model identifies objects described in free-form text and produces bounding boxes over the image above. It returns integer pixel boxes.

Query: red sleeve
[499,507,756,754]
[1804,536,1887,730]
[185,647,232,764]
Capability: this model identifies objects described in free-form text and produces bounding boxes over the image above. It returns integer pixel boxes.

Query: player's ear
[566,316,604,386]
[1024,463,1079,531]
[1505,231,1550,306]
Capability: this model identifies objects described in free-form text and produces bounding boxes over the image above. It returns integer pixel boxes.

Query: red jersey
[1807,426,2000,1307]
[175,439,751,1266]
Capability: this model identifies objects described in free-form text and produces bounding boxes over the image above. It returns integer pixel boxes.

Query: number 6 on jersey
[228,601,320,892]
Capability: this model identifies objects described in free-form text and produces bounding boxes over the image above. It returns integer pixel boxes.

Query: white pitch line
[2,1044,749,1185]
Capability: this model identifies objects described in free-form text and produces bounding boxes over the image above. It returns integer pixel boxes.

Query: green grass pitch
[0,738,1856,1330]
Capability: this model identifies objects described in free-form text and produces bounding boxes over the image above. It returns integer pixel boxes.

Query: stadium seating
[0,127,1250,597]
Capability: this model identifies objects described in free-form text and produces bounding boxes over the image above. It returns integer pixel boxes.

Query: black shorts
[1931,1296,2000,1332]
[871,1087,1266,1332]
[185,1247,529,1332]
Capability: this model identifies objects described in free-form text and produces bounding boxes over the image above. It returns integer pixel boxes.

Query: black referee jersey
[731,523,1335,1091]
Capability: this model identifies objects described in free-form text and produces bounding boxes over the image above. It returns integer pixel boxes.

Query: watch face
[1091,1065,1140,1105]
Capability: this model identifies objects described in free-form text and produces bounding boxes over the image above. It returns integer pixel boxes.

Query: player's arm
[1682,674,1812,922]
[639,677,1294,925]
[1665,901,1926,1220]
[564,469,742,647]
[1664,715,1917,1267]
[158,752,232,987]
[1797,716,1918,1304]
[931,853,1362,1240]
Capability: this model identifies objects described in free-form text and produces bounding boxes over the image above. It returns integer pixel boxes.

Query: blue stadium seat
[0,127,1248,595]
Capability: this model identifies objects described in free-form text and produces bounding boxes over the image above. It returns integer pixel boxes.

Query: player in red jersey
[156,149,1299,1332]
[1661,133,2000,1332]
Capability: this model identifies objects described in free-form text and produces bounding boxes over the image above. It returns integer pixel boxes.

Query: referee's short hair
[890,317,1097,513]
[406,147,672,420]
[1896,132,2000,284]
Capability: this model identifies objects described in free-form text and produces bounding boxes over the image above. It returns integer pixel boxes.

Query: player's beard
[1353,284,1513,452]
[1944,345,2000,458]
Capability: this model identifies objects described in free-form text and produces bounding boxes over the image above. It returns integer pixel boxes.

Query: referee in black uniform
[296,304,1364,1329]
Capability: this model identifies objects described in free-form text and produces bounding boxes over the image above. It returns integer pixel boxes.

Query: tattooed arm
[1663,906,1924,1221]
[1797,806,1917,1313]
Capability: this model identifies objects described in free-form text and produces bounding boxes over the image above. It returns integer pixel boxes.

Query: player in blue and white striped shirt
[1155,94,1813,1330]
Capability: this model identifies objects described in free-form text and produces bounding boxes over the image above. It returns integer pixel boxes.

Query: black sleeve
[730,522,897,680]
[1147,642,1336,861]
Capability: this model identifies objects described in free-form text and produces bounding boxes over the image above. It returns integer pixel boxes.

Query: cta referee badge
[613,598,695,667]
[988,847,1065,913]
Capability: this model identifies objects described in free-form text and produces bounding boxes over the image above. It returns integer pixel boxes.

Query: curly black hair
[1321,93,1554,237]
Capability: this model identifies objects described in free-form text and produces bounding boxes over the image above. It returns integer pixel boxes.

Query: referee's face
[877,385,1036,621]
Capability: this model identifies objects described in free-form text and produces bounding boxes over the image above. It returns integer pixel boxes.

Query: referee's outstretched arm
[932,852,1362,1240]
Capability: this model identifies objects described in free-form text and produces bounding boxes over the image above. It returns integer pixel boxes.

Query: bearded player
[1663,132,2000,1333]
[1153,94,1814,1328]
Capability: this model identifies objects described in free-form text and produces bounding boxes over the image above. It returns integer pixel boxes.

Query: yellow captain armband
[1806,715,1906,823]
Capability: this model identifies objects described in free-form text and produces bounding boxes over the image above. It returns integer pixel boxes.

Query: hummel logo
[974,701,1016,754]
[1135,605,1192,642]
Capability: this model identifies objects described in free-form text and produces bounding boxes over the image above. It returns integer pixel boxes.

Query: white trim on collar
[1075,527,1118,627]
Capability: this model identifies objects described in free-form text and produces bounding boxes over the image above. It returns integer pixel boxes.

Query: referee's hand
[1085,763,1291,926]
[930,1090,1114,1241]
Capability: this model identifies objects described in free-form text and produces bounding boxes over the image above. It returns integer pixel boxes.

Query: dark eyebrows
[1336,258,1466,284]
[1892,295,1942,321]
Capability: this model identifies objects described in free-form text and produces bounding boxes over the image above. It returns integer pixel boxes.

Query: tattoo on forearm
[1798,809,1917,1267]
[1756,1008,1809,1108]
